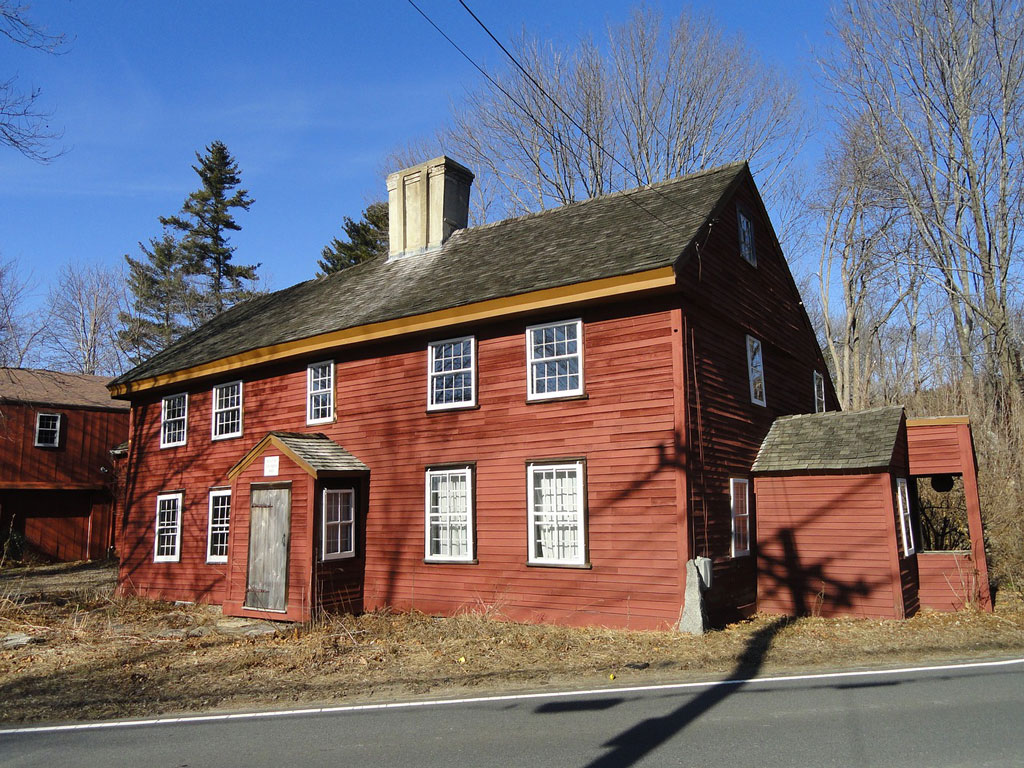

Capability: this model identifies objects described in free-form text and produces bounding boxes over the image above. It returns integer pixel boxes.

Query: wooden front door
[245,484,291,612]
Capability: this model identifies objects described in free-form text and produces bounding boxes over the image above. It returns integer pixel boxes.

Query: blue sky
[0,1,830,306]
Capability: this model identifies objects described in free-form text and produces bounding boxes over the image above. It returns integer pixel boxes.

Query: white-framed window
[427,336,476,410]
[425,466,474,561]
[527,461,586,566]
[738,207,756,266]
[160,393,188,448]
[34,412,61,447]
[526,319,584,400]
[730,478,751,557]
[896,477,916,556]
[307,361,335,425]
[206,489,231,564]
[746,335,766,406]
[154,492,183,563]
[814,370,827,413]
[211,381,243,439]
[322,488,355,560]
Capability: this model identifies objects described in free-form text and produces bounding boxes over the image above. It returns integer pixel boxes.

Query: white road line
[2,656,1022,736]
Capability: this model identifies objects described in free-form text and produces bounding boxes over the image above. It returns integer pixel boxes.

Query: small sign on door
[263,455,280,477]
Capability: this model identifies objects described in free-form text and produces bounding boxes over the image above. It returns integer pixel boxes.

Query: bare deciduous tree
[0,258,43,367]
[42,262,123,376]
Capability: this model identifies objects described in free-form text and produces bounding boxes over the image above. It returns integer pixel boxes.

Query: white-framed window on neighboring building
[211,381,243,439]
[307,361,335,425]
[814,370,827,413]
[160,393,188,448]
[425,466,474,561]
[746,335,766,406]
[526,319,584,400]
[527,460,586,566]
[154,492,183,563]
[738,207,756,266]
[322,488,355,560]
[207,489,231,564]
[896,477,916,556]
[730,478,751,557]
[428,336,476,410]
[34,412,61,448]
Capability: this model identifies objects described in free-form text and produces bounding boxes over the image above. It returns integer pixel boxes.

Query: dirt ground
[2,561,1024,726]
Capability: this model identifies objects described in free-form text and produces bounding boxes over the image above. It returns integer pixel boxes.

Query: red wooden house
[108,157,988,628]
[0,368,129,561]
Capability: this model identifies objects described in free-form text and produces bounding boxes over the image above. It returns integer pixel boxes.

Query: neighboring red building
[108,157,987,628]
[0,368,130,561]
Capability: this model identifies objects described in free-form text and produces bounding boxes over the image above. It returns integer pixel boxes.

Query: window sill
[212,433,243,442]
[426,404,480,415]
[322,553,355,562]
[423,558,478,565]
[525,393,589,405]
[526,561,592,570]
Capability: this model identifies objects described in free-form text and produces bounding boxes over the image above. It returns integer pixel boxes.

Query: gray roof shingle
[111,162,748,387]
[270,432,368,473]
[751,406,905,473]
[0,368,129,410]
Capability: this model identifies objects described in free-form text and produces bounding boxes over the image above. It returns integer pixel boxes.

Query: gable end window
[212,381,243,439]
[527,319,584,400]
[527,460,587,566]
[322,488,355,560]
[814,371,827,413]
[34,413,61,448]
[746,335,766,406]
[160,394,188,448]
[896,477,916,556]
[154,492,183,563]
[738,207,756,266]
[425,466,474,561]
[307,361,335,425]
[730,478,751,557]
[428,337,476,410]
[207,489,231,564]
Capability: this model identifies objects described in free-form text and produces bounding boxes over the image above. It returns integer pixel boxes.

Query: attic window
[34,413,61,448]
[738,207,756,266]
[814,371,826,413]
[746,335,766,407]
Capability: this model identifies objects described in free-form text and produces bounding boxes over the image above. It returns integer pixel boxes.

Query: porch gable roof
[227,431,369,480]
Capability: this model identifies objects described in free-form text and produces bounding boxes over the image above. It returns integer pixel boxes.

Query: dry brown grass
[2,569,1023,726]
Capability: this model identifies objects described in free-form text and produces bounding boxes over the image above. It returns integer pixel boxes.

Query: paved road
[3,659,1022,768]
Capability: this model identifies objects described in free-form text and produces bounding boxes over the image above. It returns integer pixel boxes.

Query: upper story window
[307,361,335,425]
[527,319,584,400]
[207,489,231,564]
[212,381,243,439]
[730,478,751,557]
[34,413,61,448]
[896,477,916,556]
[154,492,183,563]
[322,488,355,560]
[428,336,476,410]
[814,371,827,413]
[738,207,756,266]
[746,335,766,407]
[425,466,474,562]
[160,393,188,448]
[527,460,587,566]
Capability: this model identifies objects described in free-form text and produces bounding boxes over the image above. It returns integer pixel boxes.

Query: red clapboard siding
[917,552,983,611]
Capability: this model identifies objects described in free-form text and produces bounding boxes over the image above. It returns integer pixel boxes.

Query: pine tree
[317,201,389,276]
[161,140,259,321]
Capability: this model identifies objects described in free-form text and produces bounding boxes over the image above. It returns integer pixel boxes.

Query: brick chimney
[386,156,473,260]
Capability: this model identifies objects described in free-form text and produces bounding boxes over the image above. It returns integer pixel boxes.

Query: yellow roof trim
[227,434,319,481]
[906,416,970,427]
[111,266,678,396]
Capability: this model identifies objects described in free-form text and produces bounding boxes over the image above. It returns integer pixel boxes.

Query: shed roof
[752,406,905,474]
[227,431,369,480]
[111,162,748,389]
[0,368,129,411]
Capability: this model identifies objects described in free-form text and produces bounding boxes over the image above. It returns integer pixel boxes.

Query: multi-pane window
[212,381,243,439]
[746,335,766,406]
[896,477,916,556]
[730,478,751,557]
[154,492,182,563]
[425,467,474,561]
[307,361,334,424]
[160,394,188,448]
[322,488,355,560]
[738,207,756,266]
[814,371,827,413]
[528,461,586,566]
[527,319,583,400]
[207,490,231,564]
[34,413,61,447]
[428,337,476,410]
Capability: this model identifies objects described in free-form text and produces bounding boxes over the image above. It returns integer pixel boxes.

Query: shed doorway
[245,483,291,612]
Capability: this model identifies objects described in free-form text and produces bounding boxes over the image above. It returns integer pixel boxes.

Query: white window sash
[896,478,916,556]
[730,478,751,557]
[814,371,826,413]
[211,381,243,440]
[527,462,585,566]
[746,335,766,407]
[738,208,756,266]
[526,319,584,401]
[427,337,477,411]
[34,413,61,447]
[154,492,182,563]
[322,488,355,560]
[424,467,474,561]
[160,394,188,448]
[206,489,231,564]
[307,361,335,425]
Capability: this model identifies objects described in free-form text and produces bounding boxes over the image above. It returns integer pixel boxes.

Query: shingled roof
[270,432,369,474]
[111,162,749,389]
[752,407,905,474]
[0,368,129,411]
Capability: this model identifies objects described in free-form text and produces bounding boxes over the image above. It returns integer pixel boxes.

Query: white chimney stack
[386,156,473,260]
